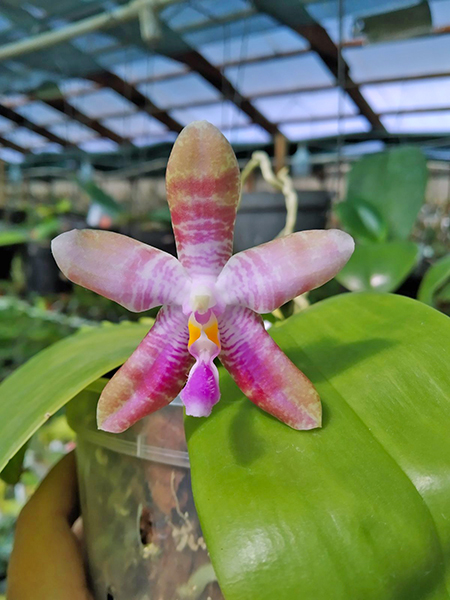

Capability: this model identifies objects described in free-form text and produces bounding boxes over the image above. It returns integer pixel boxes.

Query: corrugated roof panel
[254,89,357,123]
[0,148,23,163]
[225,124,271,144]
[430,0,450,27]
[70,89,137,119]
[361,77,450,112]
[0,115,15,133]
[225,54,334,97]
[133,132,177,147]
[72,31,118,53]
[382,111,450,133]
[184,13,277,47]
[192,0,252,18]
[112,55,187,84]
[59,79,97,96]
[162,4,209,30]
[16,101,65,126]
[32,143,63,154]
[279,116,370,140]
[170,101,249,128]
[344,34,450,82]
[197,25,308,66]
[79,138,119,153]
[102,112,167,138]
[4,127,47,148]
[49,121,95,143]
[138,73,221,108]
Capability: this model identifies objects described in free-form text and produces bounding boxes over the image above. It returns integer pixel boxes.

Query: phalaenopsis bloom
[52,121,354,433]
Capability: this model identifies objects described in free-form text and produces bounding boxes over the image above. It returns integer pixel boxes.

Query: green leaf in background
[335,198,388,243]
[0,227,29,247]
[77,178,124,218]
[0,441,29,485]
[346,146,427,240]
[186,293,450,600]
[336,241,419,292]
[0,321,149,473]
[418,254,450,306]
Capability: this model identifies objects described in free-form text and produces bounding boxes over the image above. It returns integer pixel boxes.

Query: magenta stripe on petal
[166,121,241,277]
[97,306,193,433]
[218,306,321,430]
[216,229,354,313]
[52,229,190,312]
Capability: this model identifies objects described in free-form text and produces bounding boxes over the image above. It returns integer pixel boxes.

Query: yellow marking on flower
[188,320,201,348]
[188,310,221,351]
[204,322,220,349]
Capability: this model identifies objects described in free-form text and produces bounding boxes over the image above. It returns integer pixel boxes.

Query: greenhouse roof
[0,0,450,170]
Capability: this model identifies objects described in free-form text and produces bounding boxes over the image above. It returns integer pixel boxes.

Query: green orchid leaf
[77,178,125,217]
[0,441,29,485]
[0,227,30,246]
[186,293,450,600]
[336,241,419,292]
[346,146,427,240]
[418,254,450,306]
[335,198,388,243]
[0,321,149,473]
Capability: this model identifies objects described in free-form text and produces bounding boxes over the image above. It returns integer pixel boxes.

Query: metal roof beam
[172,49,280,136]
[0,136,27,154]
[253,0,385,132]
[86,70,183,133]
[42,98,126,145]
[0,104,72,148]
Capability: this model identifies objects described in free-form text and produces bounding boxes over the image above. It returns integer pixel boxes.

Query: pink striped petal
[216,229,354,313]
[52,229,190,312]
[97,306,193,433]
[218,306,321,430]
[166,121,241,277]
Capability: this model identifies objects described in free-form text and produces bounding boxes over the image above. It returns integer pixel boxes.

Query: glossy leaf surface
[336,241,419,292]
[346,146,427,240]
[0,321,148,473]
[418,254,450,306]
[186,293,450,600]
[335,198,388,243]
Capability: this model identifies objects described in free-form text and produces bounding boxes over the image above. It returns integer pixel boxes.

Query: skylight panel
[132,132,177,147]
[112,55,186,84]
[279,116,370,140]
[138,73,221,109]
[0,148,23,163]
[170,101,249,129]
[49,121,95,143]
[344,34,450,83]
[254,89,357,123]
[70,89,137,119]
[102,112,167,138]
[0,115,15,134]
[16,101,65,126]
[382,111,450,133]
[198,26,308,66]
[225,124,271,145]
[361,77,450,113]
[79,139,119,153]
[225,54,334,97]
[4,127,47,149]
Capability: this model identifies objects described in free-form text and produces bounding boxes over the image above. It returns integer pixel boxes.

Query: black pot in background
[26,243,72,295]
[233,191,331,253]
[126,225,177,257]
[0,245,18,280]
[0,209,27,281]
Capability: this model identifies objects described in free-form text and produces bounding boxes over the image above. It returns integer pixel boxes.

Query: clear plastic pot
[67,385,223,600]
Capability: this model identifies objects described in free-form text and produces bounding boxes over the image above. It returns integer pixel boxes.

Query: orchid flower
[52,121,354,434]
